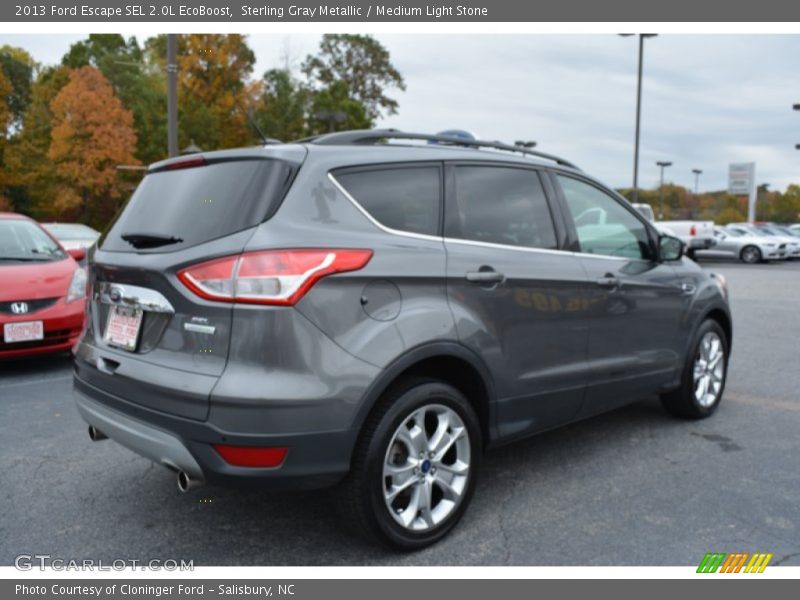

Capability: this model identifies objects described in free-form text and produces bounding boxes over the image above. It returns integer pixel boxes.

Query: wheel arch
[703,306,733,351]
[348,342,497,456]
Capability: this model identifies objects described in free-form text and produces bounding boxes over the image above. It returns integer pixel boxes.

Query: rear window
[101,159,296,252]
[334,165,441,236]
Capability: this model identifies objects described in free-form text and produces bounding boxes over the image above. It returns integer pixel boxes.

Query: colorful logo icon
[697,552,773,573]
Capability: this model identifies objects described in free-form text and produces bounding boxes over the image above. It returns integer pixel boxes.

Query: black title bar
[5,0,800,22]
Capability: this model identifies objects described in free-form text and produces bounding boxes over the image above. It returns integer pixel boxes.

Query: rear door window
[334,165,442,236]
[447,165,558,249]
[101,159,296,252]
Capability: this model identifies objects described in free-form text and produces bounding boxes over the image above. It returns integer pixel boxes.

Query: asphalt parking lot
[1,259,799,567]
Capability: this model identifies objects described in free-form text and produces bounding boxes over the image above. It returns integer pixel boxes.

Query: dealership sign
[728,162,757,222]
[728,162,755,195]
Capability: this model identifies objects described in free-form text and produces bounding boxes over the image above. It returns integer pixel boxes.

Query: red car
[0,213,88,359]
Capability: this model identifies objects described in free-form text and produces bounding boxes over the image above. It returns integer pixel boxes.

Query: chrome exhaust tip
[88,425,108,442]
[177,471,203,493]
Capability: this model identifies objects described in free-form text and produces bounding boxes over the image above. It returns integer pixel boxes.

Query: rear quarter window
[333,165,442,236]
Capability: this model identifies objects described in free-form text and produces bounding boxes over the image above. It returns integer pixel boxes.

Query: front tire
[740,245,762,264]
[661,319,729,419]
[338,378,481,550]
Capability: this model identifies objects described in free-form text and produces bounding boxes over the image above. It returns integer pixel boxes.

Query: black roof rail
[301,129,579,169]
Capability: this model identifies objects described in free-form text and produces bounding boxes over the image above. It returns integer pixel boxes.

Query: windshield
[0,220,67,262]
[44,223,100,241]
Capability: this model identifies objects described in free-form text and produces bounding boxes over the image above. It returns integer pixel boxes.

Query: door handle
[466,270,505,285]
[680,282,696,295]
[596,274,620,289]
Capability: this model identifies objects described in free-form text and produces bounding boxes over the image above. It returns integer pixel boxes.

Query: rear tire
[661,319,729,419]
[337,378,481,550]
[740,245,761,264]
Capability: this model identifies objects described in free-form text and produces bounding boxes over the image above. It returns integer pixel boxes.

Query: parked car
[727,223,798,259]
[73,130,732,550]
[748,223,800,258]
[655,220,716,254]
[1,213,87,359]
[42,223,101,251]
[632,203,677,237]
[694,227,786,263]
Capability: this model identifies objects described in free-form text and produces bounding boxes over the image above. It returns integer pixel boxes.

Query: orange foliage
[47,66,138,222]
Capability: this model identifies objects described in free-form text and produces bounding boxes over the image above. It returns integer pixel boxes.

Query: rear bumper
[73,373,356,491]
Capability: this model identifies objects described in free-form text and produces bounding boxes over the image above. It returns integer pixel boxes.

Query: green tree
[308,81,371,135]
[302,34,405,123]
[257,68,309,142]
[3,65,71,216]
[0,45,36,134]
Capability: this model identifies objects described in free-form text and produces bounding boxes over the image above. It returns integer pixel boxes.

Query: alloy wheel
[693,331,725,408]
[382,404,471,532]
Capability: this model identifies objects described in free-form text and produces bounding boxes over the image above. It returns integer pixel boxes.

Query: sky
[5,33,800,192]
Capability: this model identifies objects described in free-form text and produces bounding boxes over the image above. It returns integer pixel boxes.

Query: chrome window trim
[330,172,632,262]
[328,172,443,243]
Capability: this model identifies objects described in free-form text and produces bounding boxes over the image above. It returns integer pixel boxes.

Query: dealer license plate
[103,305,143,351]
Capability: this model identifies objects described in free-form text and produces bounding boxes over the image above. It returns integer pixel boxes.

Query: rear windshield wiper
[121,233,183,249]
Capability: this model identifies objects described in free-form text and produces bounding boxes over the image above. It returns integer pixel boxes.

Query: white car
[693,227,786,263]
[42,223,100,251]
[694,226,784,263]
[655,220,716,252]
[729,223,800,259]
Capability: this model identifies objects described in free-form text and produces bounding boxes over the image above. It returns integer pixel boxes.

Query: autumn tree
[302,34,405,123]
[63,34,166,164]
[146,34,261,151]
[47,66,138,227]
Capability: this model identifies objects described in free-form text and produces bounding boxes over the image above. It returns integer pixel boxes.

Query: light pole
[620,34,657,204]
[795,104,800,150]
[691,168,702,219]
[692,169,702,195]
[656,161,672,219]
[167,34,179,158]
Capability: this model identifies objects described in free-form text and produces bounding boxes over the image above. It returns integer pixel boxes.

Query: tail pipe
[177,470,204,493]
[88,425,108,442]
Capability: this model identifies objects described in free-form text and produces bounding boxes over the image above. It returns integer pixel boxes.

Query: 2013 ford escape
[73,130,732,550]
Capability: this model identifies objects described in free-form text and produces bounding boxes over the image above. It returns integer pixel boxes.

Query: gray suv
[73,130,732,550]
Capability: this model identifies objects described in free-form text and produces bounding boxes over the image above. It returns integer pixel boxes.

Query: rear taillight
[177,249,373,306]
[690,225,697,236]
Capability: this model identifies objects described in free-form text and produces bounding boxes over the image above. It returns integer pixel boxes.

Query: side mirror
[659,235,684,262]
[67,247,86,262]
